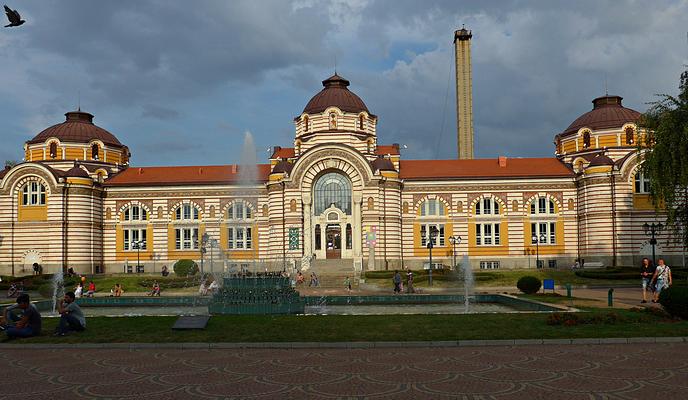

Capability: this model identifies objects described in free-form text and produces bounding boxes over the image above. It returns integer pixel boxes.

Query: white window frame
[123,228,147,251]
[475,223,500,246]
[480,261,500,269]
[175,227,199,250]
[176,204,200,221]
[634,171,650,194]
[228,227,253,250]
[228,201,253,220]
[420,224,445,247]
[475,198,500,216]
[124,205,147,221]
[420,199,445,217]
[22,182,46,206]
[530,197,556,215]
[530,222,557,245]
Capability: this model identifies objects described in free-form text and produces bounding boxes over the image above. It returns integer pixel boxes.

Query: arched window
[123,205,148,221]
[625,127,634,145]
[329,112,337,129]
[419,198,445,217]
[227,200,254,250]
[583,131,591,148]
[91,144,100,160]
[175,204,200,221]
[475,197,500,215]
[367,197,374,211]
[49,142,58,159]
[635,171,650,193]
[227,200,252,220]
[290,199,297,212]
[314,172,352,215]
[22,182,46,206]
[303,115,309,132]
[530,197,556,215]
[359,115,365,130]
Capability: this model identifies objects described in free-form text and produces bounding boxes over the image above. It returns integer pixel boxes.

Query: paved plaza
[0,343,686,399]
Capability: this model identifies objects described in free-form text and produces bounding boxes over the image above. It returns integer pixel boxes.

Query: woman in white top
[74,283,83,298]
[652,258,673,303]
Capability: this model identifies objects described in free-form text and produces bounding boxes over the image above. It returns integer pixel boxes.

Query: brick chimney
[498,156,507,167]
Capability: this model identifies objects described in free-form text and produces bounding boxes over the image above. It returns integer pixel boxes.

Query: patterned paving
[0,343,686,399]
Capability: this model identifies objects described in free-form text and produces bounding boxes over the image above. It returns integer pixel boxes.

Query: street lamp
[425,226,439,286]
[131,240,145,273]
[449,236,462,270]
[643,222,663,265]
[531,233,546,268]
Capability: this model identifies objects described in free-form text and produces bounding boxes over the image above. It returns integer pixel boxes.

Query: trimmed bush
[658,286,688,320]
[516,276,542,294]
[173,259,199,277]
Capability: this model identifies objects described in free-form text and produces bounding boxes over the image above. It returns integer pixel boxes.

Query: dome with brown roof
[26,110,123,148]
[65,164,91,178]
[371,156,396,172]
[588,153,615,167]
[303,74,370,115]
[561,95,641,137]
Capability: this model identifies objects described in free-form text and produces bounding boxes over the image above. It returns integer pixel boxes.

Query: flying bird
[4,4,25,28]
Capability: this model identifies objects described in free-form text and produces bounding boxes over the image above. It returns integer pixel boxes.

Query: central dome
[561,95,641,137]
[27,110,123,148]
[303,74,370,114]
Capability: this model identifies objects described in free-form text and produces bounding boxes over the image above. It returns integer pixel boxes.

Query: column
[353,193,362,258]
[302,193,312,269]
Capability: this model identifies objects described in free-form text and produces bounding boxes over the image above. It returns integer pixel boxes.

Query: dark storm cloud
[0,0,686,165]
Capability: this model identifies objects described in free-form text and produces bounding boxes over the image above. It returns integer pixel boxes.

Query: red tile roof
[104,164,272,187]
[375,145,400,155]
[270,147,295,159]
[399,158,573,180]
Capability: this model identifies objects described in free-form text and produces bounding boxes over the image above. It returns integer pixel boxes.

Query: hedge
[173,259,199,277]
[517,276,542,294]
[659,286,688,320]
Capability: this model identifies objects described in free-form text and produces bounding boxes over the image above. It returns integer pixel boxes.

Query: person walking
[406,268,415,294]
[393,270,402,294]
[640,257,655,303]
[344,276,352,292]
[651,258,672,303]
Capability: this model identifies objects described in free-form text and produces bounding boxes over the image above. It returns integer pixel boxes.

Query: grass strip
[8,309,687,344]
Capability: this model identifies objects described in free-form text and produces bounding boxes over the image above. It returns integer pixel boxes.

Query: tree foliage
[640,69,688,249]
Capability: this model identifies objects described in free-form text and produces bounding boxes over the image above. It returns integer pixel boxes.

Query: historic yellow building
[0,29,681,276]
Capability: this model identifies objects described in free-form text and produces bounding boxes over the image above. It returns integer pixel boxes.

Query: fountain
[51,268,65,314]
[208,274,305,314]
[461,254,474,313]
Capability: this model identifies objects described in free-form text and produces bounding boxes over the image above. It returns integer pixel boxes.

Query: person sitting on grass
[1,293,42,339]
[85,281,96,297]
[149,281,161,296]
[161,265,169,277]
[74,282,83,299]
[199,281,209,296]
[54,291,85,336]
[113,283,124,297]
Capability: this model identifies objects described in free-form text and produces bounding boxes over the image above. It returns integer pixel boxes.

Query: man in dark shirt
[1,293,42,339]
[640,257,656,303]
[55,291,86,336]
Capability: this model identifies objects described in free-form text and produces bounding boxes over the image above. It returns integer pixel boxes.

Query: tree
[640,69,688,250]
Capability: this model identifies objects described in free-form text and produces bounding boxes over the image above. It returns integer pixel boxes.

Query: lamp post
[200,232,209,275]
[449,236,462,270]
[643,222,663,265]
[131,240,144,273]
[210,238,218,274]
[426,226,439,286]
[532,233,546,268]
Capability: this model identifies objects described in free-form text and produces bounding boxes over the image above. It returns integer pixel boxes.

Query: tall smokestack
[454,26,474,159]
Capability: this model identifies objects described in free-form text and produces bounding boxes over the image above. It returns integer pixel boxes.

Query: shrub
[658,286,688,320]
[139,277,198,289]
[173,259,199,277]
[516,276,542,294]
[38,283,55,298]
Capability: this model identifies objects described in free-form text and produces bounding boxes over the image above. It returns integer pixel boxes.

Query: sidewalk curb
[1,337,686,350]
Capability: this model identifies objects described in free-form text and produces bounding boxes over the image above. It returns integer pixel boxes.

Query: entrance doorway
[325,224,341,259]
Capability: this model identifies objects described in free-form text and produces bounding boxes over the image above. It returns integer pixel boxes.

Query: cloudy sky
[1,0,687,166]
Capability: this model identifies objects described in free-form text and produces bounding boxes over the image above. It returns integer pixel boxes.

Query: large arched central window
[314,172,352,215]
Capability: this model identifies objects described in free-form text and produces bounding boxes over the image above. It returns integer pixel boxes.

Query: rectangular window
[438,225,445,246]
[124,230,130,251]
[228,228,234,249]
[548,260,557,269]
[246,227,252,249]
[530,202,535,215]
[476,201,481,215]
[132,206,140,221]
[483,199,491,215]
[428,200,436,216]
[550,222,556,244]
[531,222,556,244]
[124,229,146,251]
[236,228,244,249]
[420,225,427,247]
[175,229,181,249]
[539,198,546,214]
[183,205,191,220]
[476,223,500,246]
[480,261,500,269]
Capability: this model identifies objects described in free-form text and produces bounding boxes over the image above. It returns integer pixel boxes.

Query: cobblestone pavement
[0,343,686,399]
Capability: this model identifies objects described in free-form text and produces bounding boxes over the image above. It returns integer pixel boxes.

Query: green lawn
[8,309,687,344]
